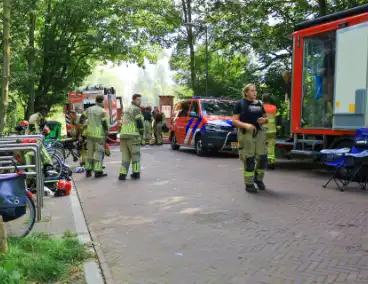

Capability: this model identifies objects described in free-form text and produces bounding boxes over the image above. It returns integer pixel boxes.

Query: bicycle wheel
[50,153,64,178]
[4,193,36,237]
[47,147,65,164]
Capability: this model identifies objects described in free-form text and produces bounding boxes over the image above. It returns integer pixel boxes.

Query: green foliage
[0,232,93,283]
[170,0,366,126]
[1,0,366,131]
[1,0,181,124]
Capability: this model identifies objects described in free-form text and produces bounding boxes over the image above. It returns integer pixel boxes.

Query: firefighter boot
[255,181,266,190]
[245,184,257,193]
[118,174,127,181]
[130,173,140,180]
[255,156,267,190]
[244,157,257,193]
[95,171,108,178]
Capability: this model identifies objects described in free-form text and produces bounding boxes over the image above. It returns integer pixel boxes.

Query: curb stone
[69,182,107,284]
[71,179,116,284]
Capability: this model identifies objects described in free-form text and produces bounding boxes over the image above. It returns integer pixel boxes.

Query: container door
[300,30,336,129]
[333,22,368,130]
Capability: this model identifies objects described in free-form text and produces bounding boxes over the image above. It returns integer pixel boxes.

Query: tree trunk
[318,0,328,16]
[25,0,37,119]
[182,0,196,95]
[347,0,357,9]
[0,0,11,133]
[0,216,8,253]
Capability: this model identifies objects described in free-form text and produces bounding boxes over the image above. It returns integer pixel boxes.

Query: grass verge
[0,232,94,284]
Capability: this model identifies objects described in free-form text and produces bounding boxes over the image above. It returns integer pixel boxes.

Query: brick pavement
[74,145,368,284]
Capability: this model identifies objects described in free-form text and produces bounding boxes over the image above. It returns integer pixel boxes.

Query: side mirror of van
[189,111,199,118]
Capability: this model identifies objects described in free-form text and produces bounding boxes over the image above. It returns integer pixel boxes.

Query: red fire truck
[277,4,368,157]
[65,85,123,139]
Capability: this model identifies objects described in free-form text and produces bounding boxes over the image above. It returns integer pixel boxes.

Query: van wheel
[195,135,208,156]
[171,133,180,150]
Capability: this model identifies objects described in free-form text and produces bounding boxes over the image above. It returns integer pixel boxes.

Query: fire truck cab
[65,85,122,139]
[278,4,368,156]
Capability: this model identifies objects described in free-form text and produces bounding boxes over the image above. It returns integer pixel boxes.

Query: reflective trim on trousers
[243,170,254,185]
[255,169,264,182]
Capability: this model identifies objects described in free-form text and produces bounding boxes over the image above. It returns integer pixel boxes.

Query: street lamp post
[184,22,209,97]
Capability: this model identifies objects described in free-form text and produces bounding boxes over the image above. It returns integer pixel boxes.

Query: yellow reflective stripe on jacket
[264,113,276,133]
[120,104,142,138]
[85,104,107,138]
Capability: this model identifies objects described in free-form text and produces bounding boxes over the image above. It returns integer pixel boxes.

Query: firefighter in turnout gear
[152,107,165,145]
[80,95,109,178]
[26,106,48,135]
[69,110,83,162]
[25,106,53,168]
[69,110,82,141]
[118,94,144,181]
[143,106,153,145]
[261,94,277,170]
[151,106,159,137]
[232,84,268,193]
[74,107,87,166]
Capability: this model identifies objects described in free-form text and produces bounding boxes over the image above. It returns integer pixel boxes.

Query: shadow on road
[178,148,238,159]
[253,189,304,199]
[272,159,334,178]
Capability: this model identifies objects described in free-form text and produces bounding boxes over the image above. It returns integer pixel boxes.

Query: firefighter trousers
[153,122,163,145]
[143,120,152,141]
[238,129,267,185]
[80,141,87,166]
[266,132,276,165]
[85,137,105,172]
[120,138,140,175]
[24,141,53,169]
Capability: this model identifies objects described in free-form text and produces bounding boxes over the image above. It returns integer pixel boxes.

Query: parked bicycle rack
[0,134,44,143]
[0,140,44,222]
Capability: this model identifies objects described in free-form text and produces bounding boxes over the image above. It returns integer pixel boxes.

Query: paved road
[75,145,368,284]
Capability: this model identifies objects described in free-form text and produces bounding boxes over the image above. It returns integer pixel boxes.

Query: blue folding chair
[321,128,368,192]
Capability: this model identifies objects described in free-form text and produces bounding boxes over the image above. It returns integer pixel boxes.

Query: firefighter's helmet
[43,126,50,135]
[54,180,72,197]
[15,121,29,134]
[20,120,29,127]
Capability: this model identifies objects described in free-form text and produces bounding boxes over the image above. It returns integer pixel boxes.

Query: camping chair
[321,128,368,192]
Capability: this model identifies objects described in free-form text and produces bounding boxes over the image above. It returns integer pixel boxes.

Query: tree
[208,0,366,72]
[181,0,196,93]
[31,0,181,110]
[1,0,181,126]
[26,0,37,118]
[0,0,11,132]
